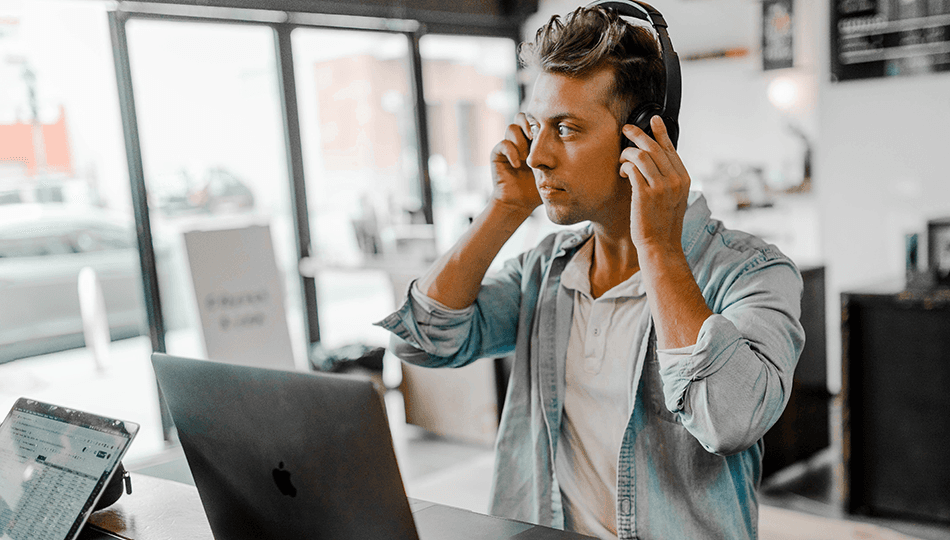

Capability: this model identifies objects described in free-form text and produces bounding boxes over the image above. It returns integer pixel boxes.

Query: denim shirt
[377,192,805,540]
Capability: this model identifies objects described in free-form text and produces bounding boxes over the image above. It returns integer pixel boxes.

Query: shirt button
[593,328,600,336]
[620,498,631,515]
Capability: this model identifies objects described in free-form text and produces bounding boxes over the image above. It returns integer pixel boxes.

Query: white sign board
[184,225,296,370]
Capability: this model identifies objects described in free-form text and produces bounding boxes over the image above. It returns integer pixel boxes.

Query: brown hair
[519,5,665,125]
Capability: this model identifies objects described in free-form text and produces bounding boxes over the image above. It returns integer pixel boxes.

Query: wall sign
[831,0,950,81]
[764,0,795,70]
[184,225,297,370]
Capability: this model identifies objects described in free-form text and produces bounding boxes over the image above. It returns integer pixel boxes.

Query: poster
[764,0,795,70]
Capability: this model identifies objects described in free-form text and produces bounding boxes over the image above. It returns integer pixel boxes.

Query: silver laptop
[0,398,139,540]
[151,352,594,540]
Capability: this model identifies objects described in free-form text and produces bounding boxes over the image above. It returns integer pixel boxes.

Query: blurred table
[299,255,501,446]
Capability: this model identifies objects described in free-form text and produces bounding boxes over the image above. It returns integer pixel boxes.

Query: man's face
[524,68,628,227]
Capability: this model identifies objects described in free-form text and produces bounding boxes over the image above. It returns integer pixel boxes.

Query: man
[377,4,804,539]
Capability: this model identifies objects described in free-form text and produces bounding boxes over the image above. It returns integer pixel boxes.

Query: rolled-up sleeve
[375,256,528,368]
[656,258,805,456]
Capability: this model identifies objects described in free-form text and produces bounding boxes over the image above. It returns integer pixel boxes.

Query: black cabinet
[841,283,950,523]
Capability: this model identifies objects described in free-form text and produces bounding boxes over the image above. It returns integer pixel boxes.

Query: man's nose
[525,128,554,170]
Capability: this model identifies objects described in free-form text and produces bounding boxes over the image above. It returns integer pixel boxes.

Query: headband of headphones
[585,0,682,145]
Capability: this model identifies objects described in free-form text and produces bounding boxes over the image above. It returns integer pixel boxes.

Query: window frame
[107,3,521,437]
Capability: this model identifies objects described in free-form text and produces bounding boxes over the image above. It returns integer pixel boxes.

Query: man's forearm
[418,200,533,310]
[637,243,713,349]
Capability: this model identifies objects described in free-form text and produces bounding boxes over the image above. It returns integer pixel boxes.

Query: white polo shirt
[555,239,649,540]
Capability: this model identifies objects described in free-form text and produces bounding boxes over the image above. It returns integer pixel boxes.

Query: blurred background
[1,0,948,537]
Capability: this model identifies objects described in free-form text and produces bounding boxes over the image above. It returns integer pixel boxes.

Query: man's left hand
[620,115,691,254]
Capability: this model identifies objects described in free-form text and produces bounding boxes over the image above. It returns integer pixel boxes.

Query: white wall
[818,74,950,286]
[816,27,950,390]
[526,0,950,393]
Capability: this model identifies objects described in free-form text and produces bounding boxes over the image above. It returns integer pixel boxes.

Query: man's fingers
[650,115,677,153]
[622,122,679,178]
[620,161,645,185]
[623,124,672,169]
[493,138,528,170]
[514,112,533,142]
[623,123,662,153]
[495,123,528,169]
[649,116,691,183]
[623,149,663,185]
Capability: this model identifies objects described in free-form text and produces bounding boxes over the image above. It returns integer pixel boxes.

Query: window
[418,34,520,251]
[291,28,419,352]
[0,0,161,460]
[0,0,525,465]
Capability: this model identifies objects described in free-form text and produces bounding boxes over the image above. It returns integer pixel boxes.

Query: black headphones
[586,0,682,149]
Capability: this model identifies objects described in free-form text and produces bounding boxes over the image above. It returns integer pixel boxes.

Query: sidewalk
[0,335,180,464]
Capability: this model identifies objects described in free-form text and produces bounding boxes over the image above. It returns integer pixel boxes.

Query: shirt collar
[553,192,709,259]
[560,238,645,299]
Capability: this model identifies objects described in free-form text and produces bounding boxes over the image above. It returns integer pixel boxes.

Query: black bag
[94,462,132,511]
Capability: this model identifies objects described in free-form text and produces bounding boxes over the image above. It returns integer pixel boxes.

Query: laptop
[151,353,594,540]
[0,398,139,540]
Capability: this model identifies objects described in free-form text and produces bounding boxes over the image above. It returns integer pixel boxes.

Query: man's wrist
[635,241,687,272]
[485,198,537,230]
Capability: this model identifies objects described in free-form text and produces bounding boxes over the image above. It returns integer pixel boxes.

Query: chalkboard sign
[831,0,950,81]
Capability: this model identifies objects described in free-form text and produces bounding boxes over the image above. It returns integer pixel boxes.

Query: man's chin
[542,203,583,226]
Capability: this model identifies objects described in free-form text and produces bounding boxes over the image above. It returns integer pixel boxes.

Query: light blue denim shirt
[377,192,805,540]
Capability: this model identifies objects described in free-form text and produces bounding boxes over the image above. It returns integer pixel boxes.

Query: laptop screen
[0,398,139,540]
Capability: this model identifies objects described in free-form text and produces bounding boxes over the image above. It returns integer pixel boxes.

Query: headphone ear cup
[625,103,663,148]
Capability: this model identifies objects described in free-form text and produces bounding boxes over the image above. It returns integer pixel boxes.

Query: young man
[377,5,804,539]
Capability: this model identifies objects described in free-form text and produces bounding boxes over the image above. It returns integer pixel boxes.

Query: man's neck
[588,231,639,299]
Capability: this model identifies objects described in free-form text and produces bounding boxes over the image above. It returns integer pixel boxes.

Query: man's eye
[529,124,539,136]
[557,125,572,137]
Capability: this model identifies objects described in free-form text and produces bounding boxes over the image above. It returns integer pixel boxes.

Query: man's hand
[490,112,542,214]
[619,115,691,254]
[416,113,541,310]
[620,115,710,350]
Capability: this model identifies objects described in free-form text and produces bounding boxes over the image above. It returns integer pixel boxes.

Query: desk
[78,474,935,540]
[81,474,212,539]
[78,474,594,540]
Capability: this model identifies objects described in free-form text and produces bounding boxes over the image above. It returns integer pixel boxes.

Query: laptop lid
[0,398,139,540]
[151,353,596,540]
[151,352,420,540]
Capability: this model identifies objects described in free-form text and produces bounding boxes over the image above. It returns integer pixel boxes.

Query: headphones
[586,0,682,149]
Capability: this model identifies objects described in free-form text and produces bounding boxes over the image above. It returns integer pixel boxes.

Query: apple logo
[272,461,297,497]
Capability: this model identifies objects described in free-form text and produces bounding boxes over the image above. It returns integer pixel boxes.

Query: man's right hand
[416,113,541,309]
[490,113,542,214]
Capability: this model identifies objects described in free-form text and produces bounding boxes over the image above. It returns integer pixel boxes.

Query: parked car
[0,204,151,364]
[152,167,255,216]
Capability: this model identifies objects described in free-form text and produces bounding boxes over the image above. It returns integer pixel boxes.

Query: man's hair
[519,5,665,126]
